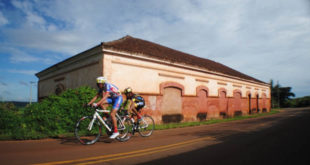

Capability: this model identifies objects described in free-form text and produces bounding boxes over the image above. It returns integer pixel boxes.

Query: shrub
[287,96,310,108]
[0,86,97,139]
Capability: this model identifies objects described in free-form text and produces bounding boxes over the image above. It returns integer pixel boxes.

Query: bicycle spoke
[138,115,155,137]
[116,117,133,142]
[75,116,102,145]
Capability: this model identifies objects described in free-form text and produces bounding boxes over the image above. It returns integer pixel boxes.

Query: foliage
[270,80,295,108]
[155,109,280,130]
[0,86,97,140]
[287,96,310,108]
[0,102,18,111]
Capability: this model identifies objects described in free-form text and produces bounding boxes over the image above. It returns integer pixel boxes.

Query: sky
[0,0,309,102]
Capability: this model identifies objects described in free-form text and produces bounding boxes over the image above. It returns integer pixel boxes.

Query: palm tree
[270,80,295,108]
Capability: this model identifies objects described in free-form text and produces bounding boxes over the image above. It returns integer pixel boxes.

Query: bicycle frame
[120,113,149,131]
[88,109,126,132]
[128,113,149,129]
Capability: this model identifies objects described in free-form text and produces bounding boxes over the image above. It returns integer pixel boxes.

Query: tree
[270,80,295,108]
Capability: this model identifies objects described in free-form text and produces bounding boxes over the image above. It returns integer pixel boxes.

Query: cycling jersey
[128,94,145,111]
[132,94,144,103]
[98,83,121,98]
[98,83,122,110]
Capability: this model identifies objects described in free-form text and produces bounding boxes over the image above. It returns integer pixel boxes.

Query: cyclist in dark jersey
[123,87,145,123]
[88,76,123,139]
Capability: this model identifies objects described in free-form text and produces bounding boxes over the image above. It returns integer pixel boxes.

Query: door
[197,89,208,120]
[233,92,242,116]
[248,94,251,114]
[161,87,182,123]
[197,89,208,112]
[219,91,227,112]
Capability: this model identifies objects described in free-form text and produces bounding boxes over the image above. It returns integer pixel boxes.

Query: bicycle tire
[138,115,155,137]
[116,117,133,142]
[75,116,102,145]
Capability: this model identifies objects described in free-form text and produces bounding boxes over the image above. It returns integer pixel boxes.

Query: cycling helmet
[124,87,132,94]
[96,76,107,84]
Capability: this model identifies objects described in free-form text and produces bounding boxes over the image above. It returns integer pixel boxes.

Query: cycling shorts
[107,96,123,110]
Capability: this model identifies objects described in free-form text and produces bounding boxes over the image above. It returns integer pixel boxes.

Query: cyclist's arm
[122,99,129,109]
[88,94,99,105]
[97,91,109,105]
[130,101,139,115]
[124,100,133,113]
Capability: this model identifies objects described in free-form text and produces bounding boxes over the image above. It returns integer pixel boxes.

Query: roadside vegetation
[270,80,310,108]
[0,84,309,140]
[155,109,280,130]
[0,86,96,140]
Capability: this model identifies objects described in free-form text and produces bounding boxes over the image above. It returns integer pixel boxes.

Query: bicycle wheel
[116,117,133,142]
[138,115,155,137]
[75,116,102,145]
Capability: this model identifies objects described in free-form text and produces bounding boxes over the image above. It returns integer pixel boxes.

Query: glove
[92,103,98,107]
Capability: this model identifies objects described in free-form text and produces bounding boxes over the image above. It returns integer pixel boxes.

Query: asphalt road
[0,108,309,165]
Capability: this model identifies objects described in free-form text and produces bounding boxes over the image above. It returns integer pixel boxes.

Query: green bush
[0,86,97,140]
[0,109,21,134]
[287,96,310,108]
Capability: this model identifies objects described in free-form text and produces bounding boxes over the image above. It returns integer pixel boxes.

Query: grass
[155,109,280,130]
[0,109,280,140]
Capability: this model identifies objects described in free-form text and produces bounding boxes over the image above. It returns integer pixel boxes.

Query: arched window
[160,82,184,123]
[233,90,242,115]
[247,92,252,114]
[55,83,65,95]
[256,93,259,113]
[218,88,227,117]
[262,93,267,112]
[196,86,209,121]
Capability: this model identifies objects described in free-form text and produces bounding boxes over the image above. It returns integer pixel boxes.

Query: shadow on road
[57,136,114,145]
[138,108,310,165]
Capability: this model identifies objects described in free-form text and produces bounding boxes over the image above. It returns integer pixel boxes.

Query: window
[55,83,65,95]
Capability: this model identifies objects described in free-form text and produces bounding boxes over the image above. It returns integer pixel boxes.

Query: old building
[36,35,271,123]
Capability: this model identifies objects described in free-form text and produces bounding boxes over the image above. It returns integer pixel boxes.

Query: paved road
[140,108,310,165]
[0,108,309,165]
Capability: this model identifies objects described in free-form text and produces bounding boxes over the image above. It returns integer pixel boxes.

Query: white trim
[102,48,269,87]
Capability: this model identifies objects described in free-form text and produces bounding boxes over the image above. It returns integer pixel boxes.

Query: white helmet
[96,76,107,84]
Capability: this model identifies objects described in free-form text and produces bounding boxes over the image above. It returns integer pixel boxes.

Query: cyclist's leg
[135,102,144,119]
[132,104,144,127]
[110,96,123,139]
[100,98,112,120]
[131,108,138,125]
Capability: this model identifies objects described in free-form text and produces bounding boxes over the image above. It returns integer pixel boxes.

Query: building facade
[36,36,271,124]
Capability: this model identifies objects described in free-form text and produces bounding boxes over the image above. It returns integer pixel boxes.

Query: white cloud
[11,0,46,29]
[0,11,8,26]
[10,52,40,63]
[0,46,60,64]
[9,69,38,75]
[1,0,310,97]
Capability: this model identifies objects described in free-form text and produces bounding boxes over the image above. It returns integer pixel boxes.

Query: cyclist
[123,87,145,124]
[88,76,123,139]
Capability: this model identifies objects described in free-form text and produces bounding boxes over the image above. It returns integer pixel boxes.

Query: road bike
[75,106,132,145]
[120,111,155,139]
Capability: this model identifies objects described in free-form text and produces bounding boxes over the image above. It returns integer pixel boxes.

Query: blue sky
[0,0,310,102]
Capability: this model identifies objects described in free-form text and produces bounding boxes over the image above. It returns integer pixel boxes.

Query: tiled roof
[102,35,266,84]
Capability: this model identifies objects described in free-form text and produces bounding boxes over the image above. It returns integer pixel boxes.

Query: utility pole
[29,81,36,105]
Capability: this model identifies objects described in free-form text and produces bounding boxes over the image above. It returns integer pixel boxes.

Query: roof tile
[103,35,265,84]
